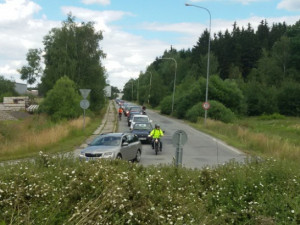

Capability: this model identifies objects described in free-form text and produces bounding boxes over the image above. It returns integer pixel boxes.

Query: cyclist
[118,107,123,120]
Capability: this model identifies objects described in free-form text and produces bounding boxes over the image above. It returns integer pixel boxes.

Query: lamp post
[131,79,133,100]
[147,71,153,104]
[161,57,177,114]
[137,75,139,103]
[185,3,211,125]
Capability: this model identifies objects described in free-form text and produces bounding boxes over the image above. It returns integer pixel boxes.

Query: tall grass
[191,118,300,162]
[0,115,90,160]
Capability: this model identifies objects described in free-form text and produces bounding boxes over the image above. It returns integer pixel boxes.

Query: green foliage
[277,81,300,116]
[39,14,106,111]
[39,76,81,121]
[185,102,204,122]
[258,113,286,120]
[209,75,246,115]
[241,81,278,116]
[185,100,236,123]
[160,95,172,115]
[18,48,42,85]
[206,100,236,123]
[0,155,299,224]
[175,78,205,119]
[0,76,17,102]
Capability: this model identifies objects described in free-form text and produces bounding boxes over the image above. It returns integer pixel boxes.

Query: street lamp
[185,3,211,125]
[131,79,133,100]
[147,71,153,104]
[137,75,139,103]
[161,57,177,114]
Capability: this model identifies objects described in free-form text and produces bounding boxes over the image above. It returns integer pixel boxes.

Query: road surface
[118,107,247,169]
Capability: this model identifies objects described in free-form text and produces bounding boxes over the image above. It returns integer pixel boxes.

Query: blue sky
[0,0,299,90]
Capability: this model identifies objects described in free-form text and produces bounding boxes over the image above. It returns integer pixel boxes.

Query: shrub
[241,81,278,116]
[278,81,300,116]
[185,102,204,122]
[259,113,286,120]
[160,95,172,115]
[185,100,236,123]
[39,76,81,121]
[208,100,236,123]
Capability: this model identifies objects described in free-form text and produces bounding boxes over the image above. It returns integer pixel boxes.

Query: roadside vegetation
[191,115,300,163]
[0,152,299,224]
[0,109,106,161]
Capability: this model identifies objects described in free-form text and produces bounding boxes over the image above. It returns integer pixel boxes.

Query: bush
[208,100,236,123]
[185,100,236,123]
[258,113,286,120]
[278,81,300,116]
[39,76,81,121]
[185,102,204,122]
[160,95,172,115]
[241,81,278,116]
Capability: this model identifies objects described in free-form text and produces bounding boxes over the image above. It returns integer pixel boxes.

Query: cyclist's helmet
[155,124,160,129]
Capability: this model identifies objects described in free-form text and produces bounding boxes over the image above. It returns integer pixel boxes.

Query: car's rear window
[134,123,152,130]
[134,117,148,122]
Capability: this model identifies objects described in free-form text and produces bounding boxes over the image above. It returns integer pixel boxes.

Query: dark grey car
[79,133,142,162]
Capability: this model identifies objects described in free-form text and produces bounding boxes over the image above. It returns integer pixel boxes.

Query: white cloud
[81,0,110,6]
[277,0,300,11]
[0,0,41,23]
[61,6,132,33]
[0,0,58,84]
[101,29,169,90]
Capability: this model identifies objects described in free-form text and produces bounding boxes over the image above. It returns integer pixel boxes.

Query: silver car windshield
[90,136,121,146]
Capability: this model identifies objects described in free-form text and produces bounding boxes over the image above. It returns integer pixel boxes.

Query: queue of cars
[79,99,154,162]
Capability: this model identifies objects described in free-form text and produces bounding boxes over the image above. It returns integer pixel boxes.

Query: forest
[122,20,300,122]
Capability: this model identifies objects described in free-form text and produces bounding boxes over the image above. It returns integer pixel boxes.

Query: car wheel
[134,149,141,162]
[116,154,122,160]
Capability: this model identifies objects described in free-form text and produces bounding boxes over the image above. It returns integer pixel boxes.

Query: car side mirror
[122,142,129,146]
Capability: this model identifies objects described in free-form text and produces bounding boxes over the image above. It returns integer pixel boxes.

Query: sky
[0,0,300,90]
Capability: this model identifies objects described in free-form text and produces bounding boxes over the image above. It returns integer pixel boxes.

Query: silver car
[79,133,142,162]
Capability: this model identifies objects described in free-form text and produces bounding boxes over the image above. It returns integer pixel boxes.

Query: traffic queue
[79,99,164,162]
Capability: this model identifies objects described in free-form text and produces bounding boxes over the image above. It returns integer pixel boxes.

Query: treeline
[123,20,300,122]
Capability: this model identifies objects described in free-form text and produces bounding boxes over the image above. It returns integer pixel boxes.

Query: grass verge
[0,103,108,161]
[188,117,300,163]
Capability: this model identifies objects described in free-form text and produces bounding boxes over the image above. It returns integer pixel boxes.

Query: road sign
[202,101,210,110]
[172,130,188,147]
[79,89,91,99]
[80,99,90,109]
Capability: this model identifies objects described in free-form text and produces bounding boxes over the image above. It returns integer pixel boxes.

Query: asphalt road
[118,108,247,169]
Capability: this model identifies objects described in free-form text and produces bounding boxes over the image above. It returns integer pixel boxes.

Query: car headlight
[103,152,114,158]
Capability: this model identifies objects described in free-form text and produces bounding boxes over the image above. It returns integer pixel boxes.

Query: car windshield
[133,117,148,122]
[89,136,120,146]
[133,123,152,130]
